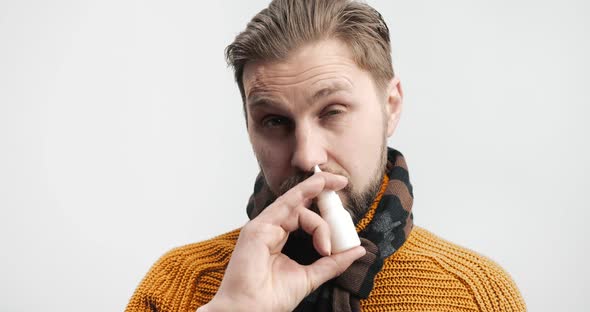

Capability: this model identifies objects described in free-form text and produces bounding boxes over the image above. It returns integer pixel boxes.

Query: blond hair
[225,0,394,109]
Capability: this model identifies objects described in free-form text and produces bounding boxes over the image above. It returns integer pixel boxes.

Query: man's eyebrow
[246,81,352,108]
[247,92,280,109]
[310,83,352,102]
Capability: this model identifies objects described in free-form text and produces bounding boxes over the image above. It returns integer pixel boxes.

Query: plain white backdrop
[1,0,588,311]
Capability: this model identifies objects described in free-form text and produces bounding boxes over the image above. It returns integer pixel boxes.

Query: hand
[197,172,366,312]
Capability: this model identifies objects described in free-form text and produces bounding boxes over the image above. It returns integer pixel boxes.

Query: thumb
[304,246,366,291]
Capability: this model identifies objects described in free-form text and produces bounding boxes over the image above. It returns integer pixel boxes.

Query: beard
[274,140,388,224]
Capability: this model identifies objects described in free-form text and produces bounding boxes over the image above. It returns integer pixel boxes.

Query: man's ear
[384,76,403,137]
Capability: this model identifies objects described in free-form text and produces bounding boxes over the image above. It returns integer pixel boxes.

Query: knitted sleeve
[124,229,240,312]
[399,227,527,312]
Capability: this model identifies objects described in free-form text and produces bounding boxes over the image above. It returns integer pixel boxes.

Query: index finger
[257,172,347,226]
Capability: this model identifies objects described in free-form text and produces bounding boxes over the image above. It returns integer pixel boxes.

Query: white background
[1,0,588,311]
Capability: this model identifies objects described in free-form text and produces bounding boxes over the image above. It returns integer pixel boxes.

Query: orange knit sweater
[125,225,526,311]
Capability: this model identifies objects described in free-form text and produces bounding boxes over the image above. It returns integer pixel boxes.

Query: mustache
[277,167,353,214]
[277,167,350,196]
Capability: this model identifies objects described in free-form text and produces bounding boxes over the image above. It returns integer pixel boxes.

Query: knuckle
[325,256,346,276]
[294,205,307,217]
[271,197,286,208]
[335,262,347,276]
[242,221,272,238]
[306,271,317,292]
[290,188,305,201]
[310,173,325,185]
[240,221,256,237]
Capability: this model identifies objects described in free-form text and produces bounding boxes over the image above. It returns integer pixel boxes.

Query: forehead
[242,39,363,99]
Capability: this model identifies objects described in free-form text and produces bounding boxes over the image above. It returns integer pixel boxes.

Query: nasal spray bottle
[314,165,361,254]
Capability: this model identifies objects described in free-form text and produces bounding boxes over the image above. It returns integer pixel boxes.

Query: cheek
[249,135,292,192]
[329,110,385,190]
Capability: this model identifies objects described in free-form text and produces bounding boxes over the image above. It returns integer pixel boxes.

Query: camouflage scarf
[246,147,414,312]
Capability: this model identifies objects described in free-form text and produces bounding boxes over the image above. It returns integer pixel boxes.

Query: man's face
[243,39,402,218]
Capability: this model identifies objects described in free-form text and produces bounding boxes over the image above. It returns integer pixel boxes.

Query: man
[126,0,526,311]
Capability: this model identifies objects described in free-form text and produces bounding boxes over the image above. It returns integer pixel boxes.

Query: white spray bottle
[314,165,361,254]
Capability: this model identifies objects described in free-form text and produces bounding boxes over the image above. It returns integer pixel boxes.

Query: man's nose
[290,125,327,172]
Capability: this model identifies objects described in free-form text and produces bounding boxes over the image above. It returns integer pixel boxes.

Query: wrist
[197,301,223,312]
[197,297,252,312]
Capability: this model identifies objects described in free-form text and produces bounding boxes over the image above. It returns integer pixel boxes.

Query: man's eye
[262,116,289,128]
[321,109,344,118]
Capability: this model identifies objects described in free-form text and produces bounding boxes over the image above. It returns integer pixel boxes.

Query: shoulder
[125,228,241,312]
[161,228,241,266]
[375,226,526,312]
